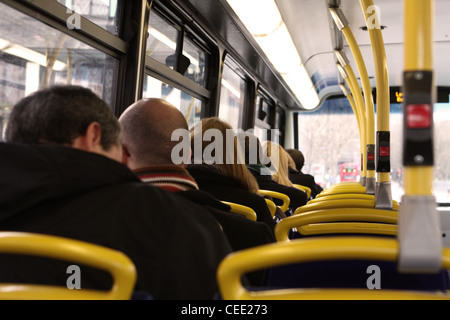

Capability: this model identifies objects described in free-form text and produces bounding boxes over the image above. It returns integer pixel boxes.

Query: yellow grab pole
[359,0,393,209]
[403,1,434,196]
[403,0,434,196]
[404,3,433,71]
[338,77,366,183]
[330,8,376,195]
[341,27,376,195]
[339,83,365,180]
[345,64,367,183]
[398,0,440,273]
[337,62,367,184]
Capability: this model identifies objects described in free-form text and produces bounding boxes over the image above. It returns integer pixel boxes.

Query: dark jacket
[288,168,323,199]
[186,164,276,232]
[134,166,275,286]
[0,143,232,300]
[178,190,275,286]
[180,189,275,251]
[247,164,308,210]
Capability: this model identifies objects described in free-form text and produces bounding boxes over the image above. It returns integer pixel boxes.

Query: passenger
[241,134,307,212]
[0,85,233,300]
[263,141,296,188]
[118,98,275,285]
[286,148,324,199]
[187,117,276,231]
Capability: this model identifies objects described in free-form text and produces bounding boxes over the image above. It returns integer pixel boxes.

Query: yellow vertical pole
[403,0,434,196]
[359,0,393,209]
[398,0,440,272]
[330,8,376,195]
[339,83,365,182]
[337,63,367,183]
[403,1,434,196]
[337,61,367,184]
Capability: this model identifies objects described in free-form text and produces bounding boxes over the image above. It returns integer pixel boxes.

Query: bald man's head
[119,98,189,168]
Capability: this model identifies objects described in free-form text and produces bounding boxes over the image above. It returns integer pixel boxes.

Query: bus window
[143,76,203,128]
[254,92,274,142]
[298,97,450,205]
[434,102,450,204]
[339,162,359,182]
[219,59,247,130]
[147,10,179,70]
[182,36,208,88]
[55,0,121,36]
[274,106,285,146]
[297,97,360,191]
[147,8,209,88]
[257,97,271,123]
[0,2,119,141]
[381,102,450,205]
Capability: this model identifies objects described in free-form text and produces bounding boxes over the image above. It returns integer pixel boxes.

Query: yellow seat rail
[217,236,450,300]
[0,232,137,300]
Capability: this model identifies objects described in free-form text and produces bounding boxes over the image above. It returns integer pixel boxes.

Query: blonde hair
[190,117,260,193]
[263,141,295,187]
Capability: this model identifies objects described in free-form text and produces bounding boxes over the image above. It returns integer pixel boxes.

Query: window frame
[217,54,251,129]
[0,0,131,115]
[143,3,217,120]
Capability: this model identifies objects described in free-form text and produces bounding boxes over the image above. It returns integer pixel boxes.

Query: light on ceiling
[226,0,319,110]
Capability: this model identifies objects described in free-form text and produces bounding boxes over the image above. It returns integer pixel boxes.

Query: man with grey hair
[0,85,232,300]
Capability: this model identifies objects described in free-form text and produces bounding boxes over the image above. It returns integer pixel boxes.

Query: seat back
[0,232,137,300]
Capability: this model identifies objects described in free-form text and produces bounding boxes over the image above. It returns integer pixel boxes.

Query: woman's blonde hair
[190,117,260,193]
[263,141,295,187]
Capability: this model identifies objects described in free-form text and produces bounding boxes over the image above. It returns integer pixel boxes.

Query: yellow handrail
[359,0,393,210]
[339,83,365,182]
[341,27,377,193]
[0,232,137,300]
[330,7,376,193]
[402,0,434,197]
[298,222,397,237]
[221,201,257,221]
[294,198,399,215]
[316,183,366,197]
[337,62,368,183]
[308,193,375,204]
[275,207,398,241]
[293,184,311,199]
[217,236,450,300]
[257,190,290,213]
[398,0,440,273]
[264,199,277,218]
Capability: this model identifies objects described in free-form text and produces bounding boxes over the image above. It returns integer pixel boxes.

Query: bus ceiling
[172,0,450,111]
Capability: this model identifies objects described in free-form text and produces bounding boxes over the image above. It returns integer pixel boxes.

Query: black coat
[179,189,275,251]
[178,189,275,285]
[288,168,324,199]
[186,164,276,232]
[0,143,232,300]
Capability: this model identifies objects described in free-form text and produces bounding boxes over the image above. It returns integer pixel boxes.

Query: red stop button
[406,104,432,128]
[379,147,390,157]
